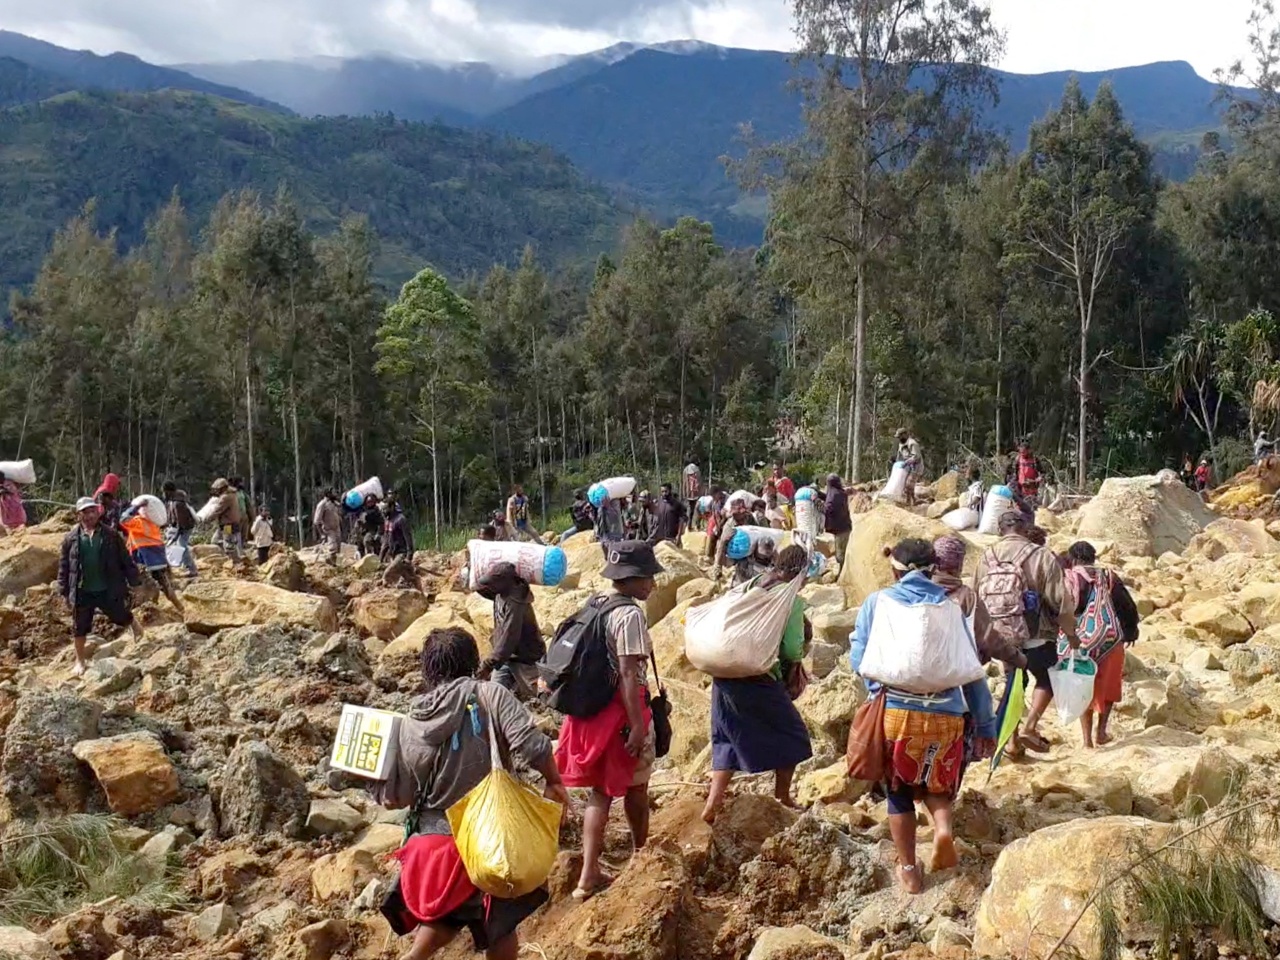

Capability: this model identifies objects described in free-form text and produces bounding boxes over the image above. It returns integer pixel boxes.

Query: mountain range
[176,43,1232,241]
[0,29,1237,283]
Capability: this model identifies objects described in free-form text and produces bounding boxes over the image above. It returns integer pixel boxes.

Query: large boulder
[795,662,866,753]
[1,691,102,819]
[837,505,951,605]
[1186,518,1280,560]
[664,678,713,774]
[183,580,336,634]
[0,926,55,959]
[1236,581,1280,631]
[0,529,63,598]
[1076,472,1212,557]
[218,741,309,839]
[350,588,429,641]
[561,533,607,591]
[974,816,1170,959]
[646,541,704,625]
[1180,599,1253,646]
[382,606,478,660]
[71,733,180,817]
[530,586,593,637]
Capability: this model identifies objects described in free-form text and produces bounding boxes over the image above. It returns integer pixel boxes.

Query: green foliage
[0,88,625,291]
[0,814,186,927]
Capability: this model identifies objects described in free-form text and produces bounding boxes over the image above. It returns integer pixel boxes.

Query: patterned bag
[1057,567,1120,663]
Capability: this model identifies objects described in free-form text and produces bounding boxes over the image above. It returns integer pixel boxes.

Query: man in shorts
[555,540,662,901]
[58,497,143,677]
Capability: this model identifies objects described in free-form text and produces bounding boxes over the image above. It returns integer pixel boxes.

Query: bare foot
[1096,731,1114,746]
[71,661,87,678]
[1082,740,1096,750]
[701,803,720,825]
[776,795,800,810]
[897,863,923,894]
[930,834,957,871]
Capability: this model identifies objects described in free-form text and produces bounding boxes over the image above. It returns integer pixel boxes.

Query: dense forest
[0,89,625,289]
[4,0,1280,543]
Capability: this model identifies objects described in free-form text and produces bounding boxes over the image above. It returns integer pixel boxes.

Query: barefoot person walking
[58,497,144,677]
[849,539,996,894]
[702,545,814,823]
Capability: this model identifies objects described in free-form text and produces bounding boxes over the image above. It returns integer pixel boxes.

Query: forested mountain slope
[0,89,627,290]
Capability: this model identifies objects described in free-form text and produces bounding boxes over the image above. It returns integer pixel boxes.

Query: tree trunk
[431,389,441,551]
[995,312,1004,457]
[245,361,257,508]
[1077,313,1089,489]
[852,255,867,482]
[291,376,305,545]
[625,404,639,477]
[678,351,687,471]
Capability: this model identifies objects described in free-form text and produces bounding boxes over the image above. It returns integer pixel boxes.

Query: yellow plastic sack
[446,715,562,898]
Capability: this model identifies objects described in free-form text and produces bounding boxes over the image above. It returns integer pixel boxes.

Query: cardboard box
[330,704,404,780]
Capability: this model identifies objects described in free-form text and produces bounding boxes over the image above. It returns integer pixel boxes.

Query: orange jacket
[121,514,164,552]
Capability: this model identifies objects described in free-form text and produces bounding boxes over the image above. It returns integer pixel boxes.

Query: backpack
[538,594,635,718]
[1058,567,1121,663]
[977,544,1036,649]
[172,499,196,532]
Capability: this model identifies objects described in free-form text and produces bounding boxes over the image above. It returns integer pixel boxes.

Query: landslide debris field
[3,470,1280,960]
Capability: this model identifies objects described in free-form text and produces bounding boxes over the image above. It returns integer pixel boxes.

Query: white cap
[75,497,99,513]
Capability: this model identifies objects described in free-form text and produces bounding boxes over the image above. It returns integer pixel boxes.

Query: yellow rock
[646,541,703,625]
[71,733,180,817]
[837,505,951,606]
[182,580,336,633]
[311,848,380,902]
[382,606,484,660]
[974,817,1171,959]
[1181,599,1253,645]
[350,588,429,641]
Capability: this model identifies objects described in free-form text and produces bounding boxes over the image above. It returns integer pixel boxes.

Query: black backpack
[172,499,196,532]
[539,594,635,718]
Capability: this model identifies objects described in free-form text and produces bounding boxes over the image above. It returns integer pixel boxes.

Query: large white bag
[131,494,168,527]
[725,488,756,511]
[0,460,35,485]
[876,462,908,501]
[684,574,805,678]
[857,593,985,694]
[978,485,1016,534]
[942,507,980,531]
[588,476,636,508]
[344,476,383,510]
[467,540,567,589]
[794,486,819,536]
[1049,653,1097,724]
[195,497,221,524]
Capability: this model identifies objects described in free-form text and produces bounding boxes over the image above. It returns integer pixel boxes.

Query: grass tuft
[0,814,187,928]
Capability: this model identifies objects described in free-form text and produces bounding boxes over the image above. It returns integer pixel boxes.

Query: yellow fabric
[446,768,562,898]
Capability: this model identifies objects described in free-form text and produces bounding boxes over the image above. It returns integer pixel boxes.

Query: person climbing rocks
[58,497,143,677]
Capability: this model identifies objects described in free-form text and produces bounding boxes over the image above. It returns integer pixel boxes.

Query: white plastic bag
[1049,653,1097,724]
[978,485,1015,534]
[0,459,35,485]
[857,593,985,694]
[587,476,636,507]
[941,507,980,531]
[684,574,805,678]
[725,488,756,511]
[876,462,908,501]
[344,476,384,510]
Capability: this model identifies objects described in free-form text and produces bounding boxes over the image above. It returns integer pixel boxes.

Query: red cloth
[1090,643,1125,712]
[776,476,796,502]
[95,473,121,498]
[556,687,651,798]
[394,834,478,924]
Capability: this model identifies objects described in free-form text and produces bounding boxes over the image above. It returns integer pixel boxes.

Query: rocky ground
[1,472,1279,960]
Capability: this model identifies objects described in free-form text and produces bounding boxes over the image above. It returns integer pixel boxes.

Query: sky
[0,0,1258,77]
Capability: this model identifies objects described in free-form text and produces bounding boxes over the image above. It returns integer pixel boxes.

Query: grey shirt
[372,678,552,836]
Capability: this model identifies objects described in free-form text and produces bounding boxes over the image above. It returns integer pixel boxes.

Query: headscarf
[933,535,966,575]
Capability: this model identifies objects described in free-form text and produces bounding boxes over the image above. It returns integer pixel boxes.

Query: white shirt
[251,517,274,548]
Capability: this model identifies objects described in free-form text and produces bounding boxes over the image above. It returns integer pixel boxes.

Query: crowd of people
[14,440,1150,958]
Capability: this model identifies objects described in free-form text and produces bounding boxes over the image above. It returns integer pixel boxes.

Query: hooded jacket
[823,481,852,534]
[371,678,552,836]
[849,572,996,738]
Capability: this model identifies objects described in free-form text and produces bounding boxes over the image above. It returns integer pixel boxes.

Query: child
[251,507,275,566]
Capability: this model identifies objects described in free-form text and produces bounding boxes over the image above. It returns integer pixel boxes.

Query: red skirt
[556,687,652,798]
[1091,644,1125,712]
[393,834,476,924]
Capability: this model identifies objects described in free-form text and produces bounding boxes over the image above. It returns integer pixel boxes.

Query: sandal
[571,875,615,901]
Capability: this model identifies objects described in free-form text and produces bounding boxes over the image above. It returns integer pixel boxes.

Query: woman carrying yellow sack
[371,627,569,960]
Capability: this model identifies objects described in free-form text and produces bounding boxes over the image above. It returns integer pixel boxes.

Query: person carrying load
[120,499,186,615]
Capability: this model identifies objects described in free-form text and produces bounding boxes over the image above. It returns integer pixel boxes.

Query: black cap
[600,541,665,581]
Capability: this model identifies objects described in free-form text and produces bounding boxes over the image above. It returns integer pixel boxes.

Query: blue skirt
[711,675,813,774]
